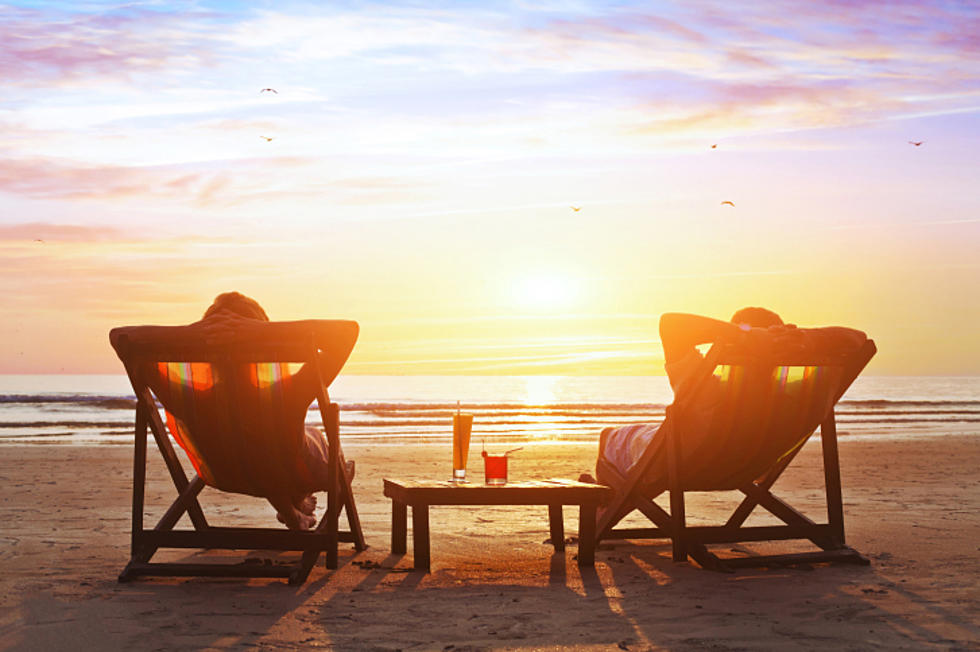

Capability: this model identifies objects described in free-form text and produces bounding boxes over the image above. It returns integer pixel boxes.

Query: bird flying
[908,141,924,146]
[711,144,717,149]
[260,88,278,94]
[260,136,274,142]
[721,201,735,207]
[570,206,582,212]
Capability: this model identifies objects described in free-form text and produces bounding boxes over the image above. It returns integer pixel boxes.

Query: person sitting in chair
[188,291,351,531]
[586,307,866,484]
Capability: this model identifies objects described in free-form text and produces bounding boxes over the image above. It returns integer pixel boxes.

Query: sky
[1,0,978,375]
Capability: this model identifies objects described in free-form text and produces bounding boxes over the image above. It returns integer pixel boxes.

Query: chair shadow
[595,540,979,650]
[10,538,974,651]
[10,552,342,652]
[311,546,632,651]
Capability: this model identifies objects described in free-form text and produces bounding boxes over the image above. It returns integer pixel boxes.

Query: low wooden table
[382,478,612,572]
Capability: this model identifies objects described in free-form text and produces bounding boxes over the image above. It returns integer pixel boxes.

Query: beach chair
[595,333,876,571]
[110,319,366,584]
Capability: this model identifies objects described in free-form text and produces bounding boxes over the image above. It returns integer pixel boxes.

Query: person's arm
[658,312,743,364]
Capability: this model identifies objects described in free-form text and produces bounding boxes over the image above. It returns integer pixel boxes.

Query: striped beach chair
[110,319,366,584]
[595,330,876,570]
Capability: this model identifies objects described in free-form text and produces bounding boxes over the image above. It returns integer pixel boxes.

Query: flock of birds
[252,87,927,216]
[19,87,931,250]
[570,140,926,213]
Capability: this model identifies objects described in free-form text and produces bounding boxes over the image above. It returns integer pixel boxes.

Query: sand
[0,435,978,651]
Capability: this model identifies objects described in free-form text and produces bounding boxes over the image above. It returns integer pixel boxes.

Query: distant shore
[1,436,978,650]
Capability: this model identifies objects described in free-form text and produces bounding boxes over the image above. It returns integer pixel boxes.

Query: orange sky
[1,1,978,375]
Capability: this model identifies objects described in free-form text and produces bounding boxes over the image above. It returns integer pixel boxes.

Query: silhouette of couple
[189,292,864,529]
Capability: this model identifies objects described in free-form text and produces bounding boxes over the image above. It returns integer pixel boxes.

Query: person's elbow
[658,312,686,338]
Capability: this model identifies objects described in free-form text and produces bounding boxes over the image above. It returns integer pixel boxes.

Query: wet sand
[1,435,978,651]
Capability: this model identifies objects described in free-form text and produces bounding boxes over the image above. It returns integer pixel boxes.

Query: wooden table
[382,478,612,572]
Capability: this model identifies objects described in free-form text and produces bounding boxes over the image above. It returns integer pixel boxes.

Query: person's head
[730,306,783,328]
[203,291,269,321]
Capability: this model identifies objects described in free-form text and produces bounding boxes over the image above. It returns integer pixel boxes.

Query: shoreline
[1,426,977,448]
[1,436,978,650]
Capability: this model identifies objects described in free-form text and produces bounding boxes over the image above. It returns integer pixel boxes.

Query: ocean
[0,374,977,446]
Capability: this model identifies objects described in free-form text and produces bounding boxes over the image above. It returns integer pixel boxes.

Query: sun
[513,273,579,311]
[523,376,558,405]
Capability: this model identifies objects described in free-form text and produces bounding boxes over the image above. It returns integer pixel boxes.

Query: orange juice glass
[452,413,473,481]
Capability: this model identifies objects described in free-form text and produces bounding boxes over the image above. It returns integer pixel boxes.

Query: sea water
[0,374,977,445]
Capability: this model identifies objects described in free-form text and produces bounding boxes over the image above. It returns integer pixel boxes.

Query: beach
[1,435,977,651]
[4,2,979,650]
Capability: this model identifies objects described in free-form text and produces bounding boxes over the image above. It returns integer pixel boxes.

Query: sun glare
[513,274,578,311]
[523,375,558,405]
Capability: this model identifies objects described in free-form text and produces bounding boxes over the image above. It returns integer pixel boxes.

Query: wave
[2,413,977,431]
[2,386,978,444]
[0,421,132,429]
[0,394,137,410]
[4,394,979,411]
[840,399,980,409]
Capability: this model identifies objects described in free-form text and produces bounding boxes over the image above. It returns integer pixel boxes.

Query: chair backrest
[110,319,358,497]
[669,331,875,491]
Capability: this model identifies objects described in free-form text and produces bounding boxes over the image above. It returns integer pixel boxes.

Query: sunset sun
[512,273,579,311]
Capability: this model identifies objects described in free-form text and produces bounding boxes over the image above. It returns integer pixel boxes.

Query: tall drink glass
[452,412,473,482]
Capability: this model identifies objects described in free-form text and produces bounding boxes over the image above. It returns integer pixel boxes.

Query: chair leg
[323,483,340,570]
[294,549,319,585]
[821,415,846,546]
[129,408,148,565]
[726,448,798,528]
[665,412,687,562]
[140,388,208,530]
[593,457,639,541]
[596,491,632,541]
[155,476,206,532]
[670,489,687,562]
[339,458,367,552]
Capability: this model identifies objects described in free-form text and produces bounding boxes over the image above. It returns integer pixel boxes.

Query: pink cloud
[558,13,707,44]
[0,222,124,243]
[0,154,431,209]
[725,48,777,70]
[0,6,220,87]
[631,81,901,136]
[0,155,308,205]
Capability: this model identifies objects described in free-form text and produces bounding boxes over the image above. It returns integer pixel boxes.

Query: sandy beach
[1,435,977,651]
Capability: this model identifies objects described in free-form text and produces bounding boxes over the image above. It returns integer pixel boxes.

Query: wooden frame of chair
[595,339,876,571]
[111,323,367,584]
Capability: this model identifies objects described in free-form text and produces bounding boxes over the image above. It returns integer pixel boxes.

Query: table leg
[391,500,407,554]
[548,504,565,552]
[412,503,430,572]
[578,502,597,566]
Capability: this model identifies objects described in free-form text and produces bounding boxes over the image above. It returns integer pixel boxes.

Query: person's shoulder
[665,348,704,386]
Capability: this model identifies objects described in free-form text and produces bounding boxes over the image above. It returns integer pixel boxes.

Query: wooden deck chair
[110,318,367,584]
[595,334,876,571]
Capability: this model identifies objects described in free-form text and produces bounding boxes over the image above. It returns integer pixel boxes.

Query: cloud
[5,2,977,160]
[0,156,229,203]
[527,2,980,135]
[725,48,777,70]
[0,154,399,207]
[0,5,222,88]
[0,222,124,242]
[0,222,291,320]
[345,348,656,374]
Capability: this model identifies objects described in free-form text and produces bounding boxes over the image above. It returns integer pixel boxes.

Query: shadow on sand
[7,541,978,651]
